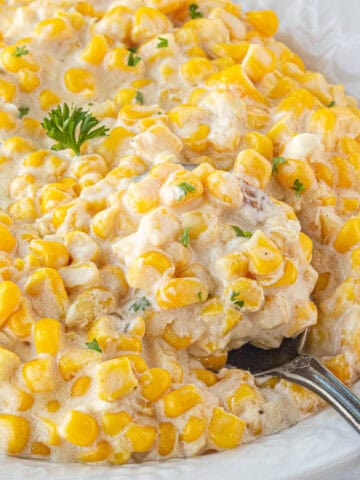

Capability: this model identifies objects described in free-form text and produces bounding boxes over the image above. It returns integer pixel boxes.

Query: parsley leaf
[135,91,144,105]
[197,291,203,301]
[180,227,190,247]
[128,51,141,67]
[129,297,151,312]
[189,3,203,18]
[128,46,138,53]
[292,178,305,197]
[230,291,245,310]
[18,106,29,119]
[231,225,252,238]
[327,100,336,108]
[175,182,195,200]
[41,103,109,155]
[157,37,168,48]
[85,338,102,353]
[272,156,287,173]
[13,45,29,57]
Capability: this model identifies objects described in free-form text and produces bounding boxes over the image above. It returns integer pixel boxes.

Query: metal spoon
[227,330,360,434]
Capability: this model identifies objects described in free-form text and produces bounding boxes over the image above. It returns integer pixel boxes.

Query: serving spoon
[227,329,360,434]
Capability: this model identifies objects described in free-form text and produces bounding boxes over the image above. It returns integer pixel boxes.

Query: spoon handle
[270,354,360,434]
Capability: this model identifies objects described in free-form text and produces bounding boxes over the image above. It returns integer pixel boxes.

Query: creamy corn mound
[0,0,359,465]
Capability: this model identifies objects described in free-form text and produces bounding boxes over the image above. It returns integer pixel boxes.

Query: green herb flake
[85,338,102,353]
[292,178,305,197]
[157,37,168,48]
[13,45,29,57]
[128,51,141,67]
[175,182,196,200]
[128,46,138,53]
[180,227,190,247]
[189,3,203,18]
[41,103,109,155]
[272,156,287,174]
[135,91,144,105]
[197,291,203,301]
[230,291,245,310]
[18,106,29,119]
[231,225,252,238]
[129,296,151,312]
[327,100,336,108]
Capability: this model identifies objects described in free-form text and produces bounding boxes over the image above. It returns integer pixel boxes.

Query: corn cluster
[0,0,359,466]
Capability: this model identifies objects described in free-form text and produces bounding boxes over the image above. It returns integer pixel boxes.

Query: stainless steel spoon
[227,330,360,434]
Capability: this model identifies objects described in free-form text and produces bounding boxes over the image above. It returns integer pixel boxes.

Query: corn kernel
[102,411,132,436]
[96,357,138,401]
[0,347,20,381]
[39,89,60,110]
[181,416,206,442]
[64,68,95,94]
[0,415,30,454]
[140,368,171,402]
[34,318,61,355]
[63,410,99,447]
[82,35,108,64]
[156,278,208,309]
[125,424,157,453]
[193,368,218,387]
[246,10,279,37]
[158,422,176,456]
[235,149,272,188]
[209,407,245,449]
[71,376,91,397]
[245,231,283,275]
[163,385,202,417]
[334,217,360,253]
[0,281,21,328]
[22,357,56,393]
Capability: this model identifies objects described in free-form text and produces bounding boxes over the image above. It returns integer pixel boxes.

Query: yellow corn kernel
[107,47,143,73]
[181,57,215,84]
[339,196,359,215]
[35,18,72,40]
[211,42,249,62]
[0,45,38,73]
[18,68,40,93]
[181,416,206,442]
[0,415,30,454]
[241,44,276,82]
[29,240,69,269]
[64,68,95,94]
[161,322,192,350]
[312,162,334,187]
[0,224,16,253]
[78,440,112,463]
[0,111,16,130]
[40,417,60,446]
[16,389,34,412]
[31,442,51,456]
[59,348,101,381]
[116,355,146,376]
[201,351,228,370]
[193,368,218,387]
[25,268,69,319]
[132,6,172,44]
[5,299,33,338]
[351,248,360,270]
[22,357,56,393]
[101,411,132,437]
[160,170,204,207]
[323,354,351,385]
[277,88,315,117]
[245,231,283,276]
[276,157,315,193]
[163,385,202,418]
[8,197,37,222]
[63,411,99,447]
[299,232,313,262]
[39,89,60,110]
[0,281,21,328]
[114,87,137,107]
[81,34,108,65]
[266,259,298,288]
[158,422,176,456]
[99,265,128,301]
[215,253,248,281]
[117,335,142,353]
[242,132,273,160]
[309,108,337,149]
[46,400,60,413]
[0,78,16,102]
[87,317,117,350]
[71,376,91,397]
[96,357,138,402]
[0,347,20,381]
[34,318,61,355]
[126,250,173,291]
[246,10,279,37]
[235,149,272,188]
[139,368,171,402]
[209,407,246,449]
[156,278,208,309]
[64,231,99,263]
[125,424,157,453]
[334,217,360,253]
[331,156,352,189]
[227,383,258,412]
[225,277,264,312]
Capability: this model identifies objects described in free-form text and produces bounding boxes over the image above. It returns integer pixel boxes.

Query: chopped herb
[197,291,203,301]
[231,225,252,238]
[158,112,162,115]
[157,37,169,48]
[230,291,245,310]
[292,178,305,197]
[128,46,138,53]
[135,91,144,105]
[18,106,29,118]
[13,45,29,57]
[180,227,190,247]
[129,296,151,312]
[41,103,109,155]
[272,156,287,173]
[128,51,141,67]
[85,338,102,353]
[327,100,336,108]
[175,181,195,200]
[189,3,203,18]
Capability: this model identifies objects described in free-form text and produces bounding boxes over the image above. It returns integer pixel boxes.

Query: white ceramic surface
[1,0,360,478]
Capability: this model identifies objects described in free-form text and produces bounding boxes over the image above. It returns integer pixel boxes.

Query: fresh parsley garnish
[181,227,190,247]
[189,3,203,18]
[157,37,168,48]
[272,156,287,173]
[18,106,29,119]
[231,225,252,238]
[327,100,336,108]
[230,291,245,310]
[175,182,195,200]
[13,45,29,57]
[85,338,102,353]
[135,91,144,105]
[292,178,305,197]
[128,51,141,67]
[41,103,109,155]
[129,296,151,312]
[128,46,138,53]
[197,291,203,301]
